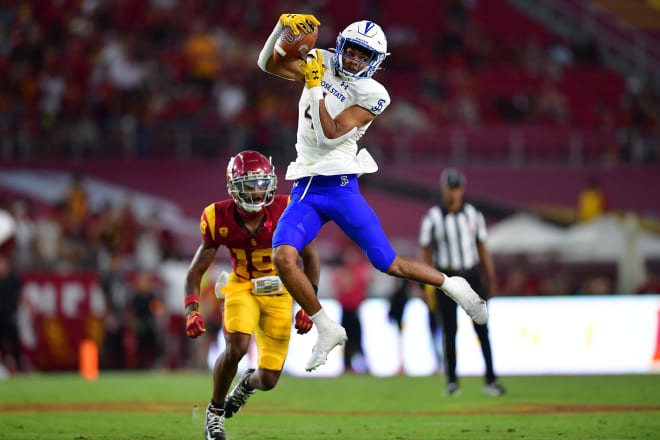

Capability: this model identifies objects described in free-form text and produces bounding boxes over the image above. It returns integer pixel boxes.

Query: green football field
[0,372,658,439]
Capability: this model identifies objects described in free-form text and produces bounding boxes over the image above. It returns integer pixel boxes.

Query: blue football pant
[273,174,397,272]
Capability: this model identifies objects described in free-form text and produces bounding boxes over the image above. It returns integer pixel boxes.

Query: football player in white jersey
[258,14,488,373]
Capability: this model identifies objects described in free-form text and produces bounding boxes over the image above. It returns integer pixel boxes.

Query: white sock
[439,273,449,288]
[310,308,332,330]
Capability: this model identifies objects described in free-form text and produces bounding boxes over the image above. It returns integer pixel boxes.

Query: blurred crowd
[0,172,187,373]
[3,173,180,274]
[0,0,658,164]
[1,0,301,162]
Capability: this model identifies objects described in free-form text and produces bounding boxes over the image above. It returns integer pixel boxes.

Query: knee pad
[365,245,396,272]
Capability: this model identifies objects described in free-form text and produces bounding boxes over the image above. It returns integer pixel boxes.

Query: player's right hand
[300,50,325,89]
[279,13,320,35]
[185,311,206,338]
[294,309,313,334]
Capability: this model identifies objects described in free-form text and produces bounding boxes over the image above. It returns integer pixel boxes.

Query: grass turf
[0,372,658,439]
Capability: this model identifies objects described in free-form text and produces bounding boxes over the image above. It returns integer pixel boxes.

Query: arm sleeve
[257,20,289,75]
[308,87,359,149]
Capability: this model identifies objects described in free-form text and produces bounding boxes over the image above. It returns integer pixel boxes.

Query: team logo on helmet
[361,21,377,36]
[333,20,389,80]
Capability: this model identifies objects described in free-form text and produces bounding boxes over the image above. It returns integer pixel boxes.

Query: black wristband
[312,284,318,296]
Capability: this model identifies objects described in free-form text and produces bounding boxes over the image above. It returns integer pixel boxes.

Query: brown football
[274,25,318,61]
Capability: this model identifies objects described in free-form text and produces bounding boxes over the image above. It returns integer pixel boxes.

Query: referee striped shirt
[418,203,487,271]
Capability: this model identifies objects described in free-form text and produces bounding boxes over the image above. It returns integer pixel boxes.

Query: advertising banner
[18,273,105,371]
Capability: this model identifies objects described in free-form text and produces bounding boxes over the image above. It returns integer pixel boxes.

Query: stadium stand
[0,0,656,165]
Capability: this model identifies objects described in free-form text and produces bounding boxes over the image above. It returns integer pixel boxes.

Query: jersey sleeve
[355,80,390,116]
[199,203,218,244]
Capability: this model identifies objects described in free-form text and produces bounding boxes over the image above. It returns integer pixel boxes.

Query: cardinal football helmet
[333,20,389,80]
[226,150,277,214]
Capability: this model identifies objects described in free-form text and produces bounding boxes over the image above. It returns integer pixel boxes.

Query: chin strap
[236,205,265,219]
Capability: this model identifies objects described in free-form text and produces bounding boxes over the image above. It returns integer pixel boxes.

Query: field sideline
[0,372,658,439]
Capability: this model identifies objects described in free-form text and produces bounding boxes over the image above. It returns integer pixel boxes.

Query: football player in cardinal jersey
[183,150,318,440]
[258,15,489,373]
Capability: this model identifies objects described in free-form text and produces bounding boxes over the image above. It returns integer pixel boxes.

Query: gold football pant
[221,273,293,371]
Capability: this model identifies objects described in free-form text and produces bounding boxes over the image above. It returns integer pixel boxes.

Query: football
[274,25,318,61]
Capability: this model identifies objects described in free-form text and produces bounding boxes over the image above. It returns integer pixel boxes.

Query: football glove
[300,50,325,89]
[185,310,206,338]
[279,13,320,35]
[294,309,313,335]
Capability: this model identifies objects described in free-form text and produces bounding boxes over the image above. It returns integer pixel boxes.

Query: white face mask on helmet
[333,20,389,80]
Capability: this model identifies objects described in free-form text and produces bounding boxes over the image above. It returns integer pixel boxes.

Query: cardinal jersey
[285,48,390,180]
[199,194,293,370]
[199,195,288,281]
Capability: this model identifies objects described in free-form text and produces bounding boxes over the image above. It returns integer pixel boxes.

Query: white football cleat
[440,276,488,325]
[305,322,348,372]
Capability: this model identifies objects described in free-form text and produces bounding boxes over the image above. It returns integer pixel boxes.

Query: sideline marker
[79,339,99,381]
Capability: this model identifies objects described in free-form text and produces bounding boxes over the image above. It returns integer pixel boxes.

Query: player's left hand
[279,13,320,35]
[294,309,313,334]
[300,50,325,89]
[185,310,206,338]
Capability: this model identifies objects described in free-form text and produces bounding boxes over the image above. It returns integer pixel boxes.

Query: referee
[419,168,505,397]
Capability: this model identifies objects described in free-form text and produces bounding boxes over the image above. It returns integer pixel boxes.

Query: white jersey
[285,49,391,180]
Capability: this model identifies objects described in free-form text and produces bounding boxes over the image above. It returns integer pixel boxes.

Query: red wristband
[184,295,200,308]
